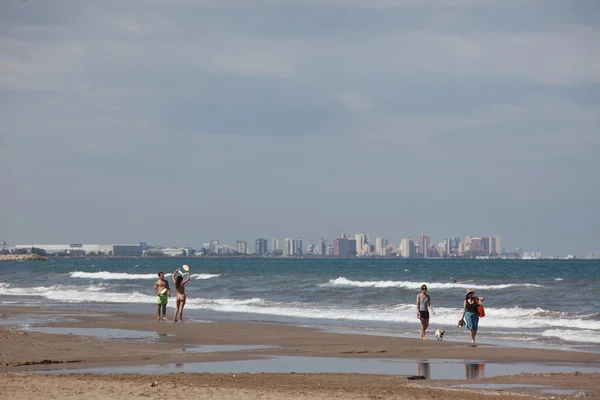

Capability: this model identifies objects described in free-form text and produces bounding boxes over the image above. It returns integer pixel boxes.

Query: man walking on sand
[154,271,171,321]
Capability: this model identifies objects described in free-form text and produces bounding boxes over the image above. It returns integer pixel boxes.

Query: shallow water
[182,344,276,353]
[35,356,600,379]
[24,326,171,342]
[0,313,88,326]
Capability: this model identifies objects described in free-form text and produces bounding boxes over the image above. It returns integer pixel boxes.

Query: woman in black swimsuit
[416,284,435,340]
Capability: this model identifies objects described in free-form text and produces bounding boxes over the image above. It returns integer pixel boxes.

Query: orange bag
[477,300,485,318]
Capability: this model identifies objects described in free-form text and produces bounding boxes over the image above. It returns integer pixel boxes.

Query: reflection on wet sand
[417,361,431,379]
[415,361,484,379]
[465,363,485,379]
[34,357,598,380]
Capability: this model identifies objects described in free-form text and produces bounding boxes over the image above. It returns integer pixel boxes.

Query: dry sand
[1,306,599,399]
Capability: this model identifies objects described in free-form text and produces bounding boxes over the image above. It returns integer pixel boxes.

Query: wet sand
[1,306,599,399]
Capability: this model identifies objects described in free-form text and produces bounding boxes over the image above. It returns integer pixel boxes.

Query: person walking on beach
[460,289,485,343]
[154,272,171,321]
[416,284,435,340]
[172,268,191,322]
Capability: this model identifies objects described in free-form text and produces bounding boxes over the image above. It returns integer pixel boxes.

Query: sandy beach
[1,306,599,399]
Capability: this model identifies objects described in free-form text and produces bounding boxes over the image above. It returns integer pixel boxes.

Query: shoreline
[3,305,600,365]
[2,305,600,399]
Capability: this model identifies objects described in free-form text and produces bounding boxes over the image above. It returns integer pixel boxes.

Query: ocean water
[1,258,599,352]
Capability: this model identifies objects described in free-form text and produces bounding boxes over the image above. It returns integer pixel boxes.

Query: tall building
[450,237,461,254]
[208,240,219,254]
[355,234,368,256]
[464,235,500,256]
[464,236,483,255]
[254,238,267,255]
[272,238,280,253]
[443,239,452,257]
[400,238,416,258]
[492,236,501,255]
[333,235,356,257]
[236,240,247,255]
[419,233,430,258]
[294,238,303,256]
[375,237,388,256]
[326,244,333,256]
[319,238,327,256]
[284,238,293,257]
[482,237,491,255]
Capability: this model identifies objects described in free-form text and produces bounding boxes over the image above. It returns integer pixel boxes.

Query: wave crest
[70,271,220,280]
[321,277,543,290]
[70,271,162,280]
[192,274,221,280]
[542,329,600,344]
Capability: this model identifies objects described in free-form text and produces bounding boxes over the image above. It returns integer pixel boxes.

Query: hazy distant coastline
[0,254,48,261]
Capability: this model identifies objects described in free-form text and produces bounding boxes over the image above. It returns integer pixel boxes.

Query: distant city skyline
[1,231,585,256]
[4,230,597,258]
[1,2,598,256]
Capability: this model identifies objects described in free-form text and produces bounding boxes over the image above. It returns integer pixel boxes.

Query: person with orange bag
[459,289,485,343]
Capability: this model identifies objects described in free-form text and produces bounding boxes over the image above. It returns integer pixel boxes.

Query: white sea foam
[192,274,221,280]
[70,271,163,280]
[322,277,543,290]
[2,284,599,333]
[542,329,600,344]
[69,271,220,280]
[1,284,156,303]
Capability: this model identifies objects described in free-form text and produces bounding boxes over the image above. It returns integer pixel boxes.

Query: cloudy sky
[1,0,599,254]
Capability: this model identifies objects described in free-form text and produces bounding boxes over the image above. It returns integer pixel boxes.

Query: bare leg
[157,304,161,320]
[162,304,167,320]
[470,329,477,343]
[420,319,429,340]
[179,299,186,322]
[174,299,180,322]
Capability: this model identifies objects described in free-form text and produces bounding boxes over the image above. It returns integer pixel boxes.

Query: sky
[1,0,599,255]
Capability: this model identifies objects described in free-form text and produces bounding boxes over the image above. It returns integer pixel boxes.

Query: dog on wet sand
[434,329,445,340]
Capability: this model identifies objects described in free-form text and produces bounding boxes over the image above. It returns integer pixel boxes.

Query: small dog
[434,329,445,341]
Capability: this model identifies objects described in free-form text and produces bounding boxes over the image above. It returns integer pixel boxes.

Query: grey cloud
[1,0,599,253]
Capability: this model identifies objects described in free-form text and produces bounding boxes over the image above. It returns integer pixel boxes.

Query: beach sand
[1,306,599,399]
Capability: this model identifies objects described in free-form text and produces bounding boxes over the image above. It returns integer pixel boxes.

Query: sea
[1,258,599,352]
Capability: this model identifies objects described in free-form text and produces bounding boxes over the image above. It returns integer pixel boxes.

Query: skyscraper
[443,238,451,257]
[450,237,461,254]
[375,237,388,256]
[333,236,356,257]
[236,240,247,255]
[492,236,501,255]
[482,237,491,255]
[355,234,368,256]
[254,238,267,255]
[419,233,430,258]
[272,238,280,253]
[294,238,303,256]
[284,238,293,257]
[401,238,416,258]
[319,238,327,256]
